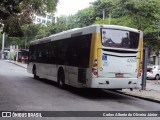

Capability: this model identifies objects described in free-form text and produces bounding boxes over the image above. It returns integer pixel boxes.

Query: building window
[33,16,36,21]
[42,19,46,23]
[37,18,41,22]
[47,15,52,19]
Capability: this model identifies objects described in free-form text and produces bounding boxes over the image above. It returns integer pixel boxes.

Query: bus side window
[29,47,33,62]
[69,38,78,66]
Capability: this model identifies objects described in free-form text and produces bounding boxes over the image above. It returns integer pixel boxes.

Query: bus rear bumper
[89,77,141,89]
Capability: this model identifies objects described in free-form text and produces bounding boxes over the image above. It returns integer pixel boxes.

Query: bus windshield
[101,29,139,49]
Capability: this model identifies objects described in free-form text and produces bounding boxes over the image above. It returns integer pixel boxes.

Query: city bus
[27,25,143,89]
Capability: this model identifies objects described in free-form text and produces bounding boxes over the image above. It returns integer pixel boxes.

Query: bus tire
[33,66,39,79]
[58,68,65,88]
[155,74,159,80]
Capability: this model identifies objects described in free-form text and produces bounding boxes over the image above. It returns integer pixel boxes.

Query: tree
[47,15,79,35]
[74,6,96,27]
[94,0,160,53]
[91,0,114,19]
[0,0,58,37]
[118,0,159,30]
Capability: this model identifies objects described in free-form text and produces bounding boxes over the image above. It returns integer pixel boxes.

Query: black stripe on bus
[102,49,138,54]
[103,53,137,58]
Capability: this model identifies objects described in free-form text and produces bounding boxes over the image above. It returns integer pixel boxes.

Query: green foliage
[28,0,58,14]
[2,0,159,52]
[95,16,133,27]
[4,16,24,37]
[34,0,160,53]
[45,15,81,35]
[74,6,96,27]
[94,0,160,52]
[0,0,58,37]
[144,33,160,55]
[91,0,113,18]
[22,24,41,39]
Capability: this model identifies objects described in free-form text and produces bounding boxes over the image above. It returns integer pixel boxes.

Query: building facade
[33,14,54,24]
[148,51,160,65]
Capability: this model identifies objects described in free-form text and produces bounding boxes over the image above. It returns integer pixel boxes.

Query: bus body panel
[90,78,138,89]
[27,62,33,74]
[68,66,79,87]
[97,49,138,78]
[67,67,93,88]
[28,62,58,81]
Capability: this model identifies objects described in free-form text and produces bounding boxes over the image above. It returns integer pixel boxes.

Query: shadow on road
[147,78,158,80]
[34,77,130,101]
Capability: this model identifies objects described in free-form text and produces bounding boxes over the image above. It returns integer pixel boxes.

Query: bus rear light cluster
[92,59,97,76]
[93,63,97,67]
[140,61,143,69]
[92,68,97,75]
[138,61,143,78]
[138,69,142,78]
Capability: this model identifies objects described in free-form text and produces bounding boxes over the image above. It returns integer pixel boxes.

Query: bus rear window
[101,29,139,49]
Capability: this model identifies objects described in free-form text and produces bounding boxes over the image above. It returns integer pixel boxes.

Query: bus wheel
[155,74,159,80]
[33,67,39,79]
[58,69,65,88]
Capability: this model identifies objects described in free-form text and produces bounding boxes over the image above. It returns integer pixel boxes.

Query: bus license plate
[115,73,124,78]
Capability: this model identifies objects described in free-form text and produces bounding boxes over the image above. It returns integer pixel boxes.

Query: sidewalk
[4,60,160,103]
[6,60,27,69]
[118,80,160,103]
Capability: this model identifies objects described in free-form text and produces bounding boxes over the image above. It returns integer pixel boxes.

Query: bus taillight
[93,59,97,67]
[92,68,97,76]
[138,69,142,78]
[92,59,97,76]
[140,61,143,69]
[93,63,97,67]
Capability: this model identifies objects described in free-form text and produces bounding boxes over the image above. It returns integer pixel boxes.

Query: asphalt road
[0,60,160,120]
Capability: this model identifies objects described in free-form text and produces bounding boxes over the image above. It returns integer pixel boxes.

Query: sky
[55,0,96,17]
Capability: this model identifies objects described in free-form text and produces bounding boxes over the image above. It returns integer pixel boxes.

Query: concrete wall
[148,51,160,65]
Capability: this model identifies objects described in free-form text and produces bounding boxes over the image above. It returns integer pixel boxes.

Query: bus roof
[30,24,141,45]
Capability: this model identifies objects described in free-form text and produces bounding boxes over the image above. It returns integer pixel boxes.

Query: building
[32,13,54,24]
[148,51,160,65]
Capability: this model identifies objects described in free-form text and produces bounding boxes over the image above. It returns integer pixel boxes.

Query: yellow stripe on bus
[137,37,143,70]
[89,33,101,68]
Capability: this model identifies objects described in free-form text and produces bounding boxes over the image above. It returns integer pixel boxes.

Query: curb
[6,60,27,69]
[115,90,160,104]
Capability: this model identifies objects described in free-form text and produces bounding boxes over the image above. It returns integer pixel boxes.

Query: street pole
[109,13,111,25]
[16,45,18,61]
[25,36,27,49]
[1,32,5,59]
[142,47,148,90]
[102,9,105,21]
